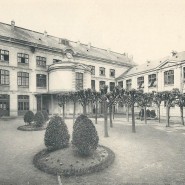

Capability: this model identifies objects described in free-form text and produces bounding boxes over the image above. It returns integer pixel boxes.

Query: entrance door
[0,94,10,116]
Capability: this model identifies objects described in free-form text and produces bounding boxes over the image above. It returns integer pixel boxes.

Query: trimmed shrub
[146,109,151,118]
[34,111,45,127]
[44,115,70,151]
[72,114,99,156]
[150,110,156,118]
[24,110,34,125]
[42,110,49,122]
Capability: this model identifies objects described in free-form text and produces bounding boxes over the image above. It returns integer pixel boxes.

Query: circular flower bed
[33,145,115,176]
[17,125,46,131]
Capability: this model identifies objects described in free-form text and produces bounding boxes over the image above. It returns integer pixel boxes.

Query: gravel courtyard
[1,116,185,185]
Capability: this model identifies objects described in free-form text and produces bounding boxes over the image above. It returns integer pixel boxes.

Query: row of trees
[58,87,185,137]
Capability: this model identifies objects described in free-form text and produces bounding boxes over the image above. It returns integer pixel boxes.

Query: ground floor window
[18,95,29,115]
[0,94,9,116]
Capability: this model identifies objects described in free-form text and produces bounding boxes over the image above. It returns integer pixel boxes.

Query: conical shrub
[42,110,49,122]
[72,114,99,156]
[44,115,70,151]
[34,111,45,127]
[24,110,34,125]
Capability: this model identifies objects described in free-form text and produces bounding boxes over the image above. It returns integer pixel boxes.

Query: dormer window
[89,65,95,75]
[148,74,157,88]
[53,59,62,64]
[59,39,69,46]
[36,56,46,67]
[137,76,144,89]
[99,67,105,76]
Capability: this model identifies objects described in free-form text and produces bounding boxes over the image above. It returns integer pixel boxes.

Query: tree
[91,90,101,124]
[69,91,79,124]
[58,93,69,122]
[137,92,154,124]
[153,91,163,123]
[77,89,92,115]
[161,89,178,127]
[174,90,185,125]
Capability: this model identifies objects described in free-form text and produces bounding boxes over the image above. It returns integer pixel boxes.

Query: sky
[0,0,185,65]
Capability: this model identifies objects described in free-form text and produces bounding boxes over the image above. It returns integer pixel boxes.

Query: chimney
[11,20,15,29]
[107,48,111,53]
[88,42,91,49]
[44,30,47,37]
[77,40,81,46]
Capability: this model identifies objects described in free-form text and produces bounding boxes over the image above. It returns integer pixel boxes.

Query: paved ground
[1,116,185,185]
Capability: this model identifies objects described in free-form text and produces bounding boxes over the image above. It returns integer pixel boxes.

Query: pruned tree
[77,88,92,115]
[153,91,163,123]
[58,93,69,121]
[137,92,154,124]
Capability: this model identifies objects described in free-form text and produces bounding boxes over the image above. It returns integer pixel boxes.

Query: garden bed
[33,145,115,176]
[17,125,46,131]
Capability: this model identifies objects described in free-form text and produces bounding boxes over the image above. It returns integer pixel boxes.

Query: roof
[117,51,185,79]
[0,21,135,66]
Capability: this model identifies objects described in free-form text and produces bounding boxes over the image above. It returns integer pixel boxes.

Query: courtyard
[1,116,185,185]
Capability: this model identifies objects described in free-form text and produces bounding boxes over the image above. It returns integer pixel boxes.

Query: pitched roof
[0,21,135,66]
[117,51,185,79]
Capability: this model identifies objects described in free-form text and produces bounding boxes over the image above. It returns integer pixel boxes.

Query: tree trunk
[62,104,65,122]
[109,105,113,128]
[166,102,170,127]
[73,102,76,124]
[104,101,109,137]
[83,103,87,115]
[144,106,147,124]
[158,105,161,123]
[95,101,98,124]
[113,105,115,120]
[131,104,136,133]
[180,106,184,125]
[126,104,129,122]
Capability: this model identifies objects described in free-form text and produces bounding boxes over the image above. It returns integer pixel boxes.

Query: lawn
[1,116,185,185]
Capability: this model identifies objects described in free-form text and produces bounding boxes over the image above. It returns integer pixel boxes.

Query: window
[0,69,9,85]
[137,76,144,89]
[148,74,157,87]
[99,67,105,76]
[53,59,62,64]
[0,50,9,62]
[17,53,29,64]
[89,65,95,75]
[76,72,83,90]
[36,56,46,67]
[118,81,123,88]
[126,79,132,90]
[164,70,174,85]
[183,67,185,82]
[110,69,115,77]
[99,81,105,90]
[91,80,95,90]
[110,82,115,91]
[17,72,29,87]
[18,95,29,112]
[36,74,47,88]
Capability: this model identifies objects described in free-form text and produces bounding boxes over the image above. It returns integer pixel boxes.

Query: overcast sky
[0,0,185,65]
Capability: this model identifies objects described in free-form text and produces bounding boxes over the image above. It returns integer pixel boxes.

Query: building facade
[0,21,134,117]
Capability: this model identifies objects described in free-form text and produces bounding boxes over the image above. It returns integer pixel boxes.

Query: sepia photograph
[0,0,185,184]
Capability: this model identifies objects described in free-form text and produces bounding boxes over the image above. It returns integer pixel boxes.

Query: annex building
[1,21,185,118]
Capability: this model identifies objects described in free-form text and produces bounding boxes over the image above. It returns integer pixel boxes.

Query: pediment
[157,59,178,69]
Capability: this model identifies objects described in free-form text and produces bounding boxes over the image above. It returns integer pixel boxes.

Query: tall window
[17,53,29,64]
[126,79,132,90]
[0,69,9,85]
[53,59,62,63]
[36,56,46,67]
[17,72,29,87]
[91,80,95,90]
[18,95,29,112]
[183,67,185,82]
[0,50,9,62]
[99,81,105,90]
[110,69,115,77]
[148,74,157,87]
[76,72,83,90]
[99,67,105,76]
[137,76,144,89]
[164,70,174,85]
[89,65,95,75]
[36,74,47,88]
[118,81,123,88]
[110,82,115,91]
